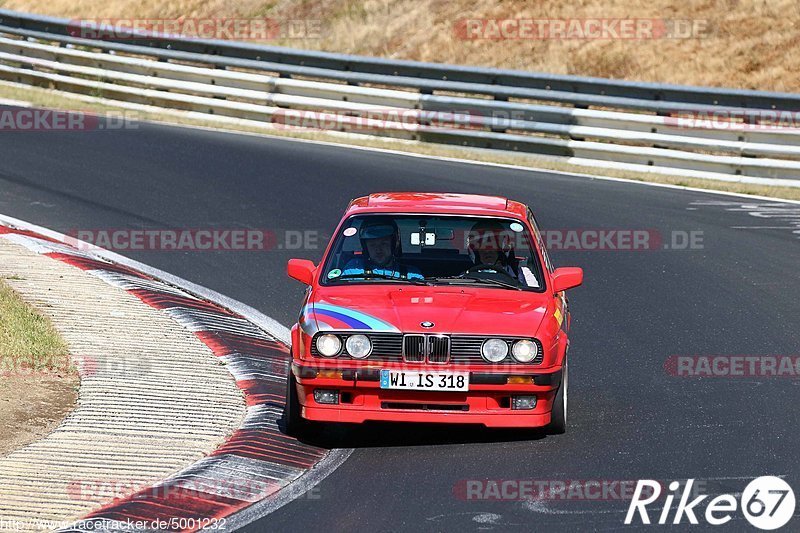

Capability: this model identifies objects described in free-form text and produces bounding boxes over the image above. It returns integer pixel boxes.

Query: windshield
[320,214,545,291]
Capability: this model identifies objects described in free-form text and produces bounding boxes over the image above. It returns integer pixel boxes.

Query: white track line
[0,213,291,344]
[0,83,798,205]
[125,116,800,204]
[0,93,796,525]
[0,213,354,527]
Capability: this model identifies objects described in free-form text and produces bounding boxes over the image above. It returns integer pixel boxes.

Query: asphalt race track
[1,109,798,531]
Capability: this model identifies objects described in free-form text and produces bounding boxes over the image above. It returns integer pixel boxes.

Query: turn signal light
[507,376,534,384]
[318,370,343,379]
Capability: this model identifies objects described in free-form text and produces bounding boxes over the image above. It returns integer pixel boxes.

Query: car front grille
[402,334,450,363]
[449,336,487,363]
[310,332,542,364]
[450,336,544,364]
[402,334,427,362]
[427,335,450,363]
[381,402,469,411]
[367,333,404,360]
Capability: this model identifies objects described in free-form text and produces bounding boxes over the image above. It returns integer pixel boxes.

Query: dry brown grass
[3,0,800,91]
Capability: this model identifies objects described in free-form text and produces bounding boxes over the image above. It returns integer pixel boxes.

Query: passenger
[467,220,526,285]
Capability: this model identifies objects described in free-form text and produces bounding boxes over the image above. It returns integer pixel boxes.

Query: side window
[528,210,554,274]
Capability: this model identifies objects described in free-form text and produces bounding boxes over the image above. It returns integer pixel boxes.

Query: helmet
[359,217,401,260]
[467,219,516,270]
[468,219,506,253]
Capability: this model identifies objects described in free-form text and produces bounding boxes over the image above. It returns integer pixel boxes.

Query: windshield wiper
[466,277,523,291]
[424,275,474,282]
[425,275,522,291]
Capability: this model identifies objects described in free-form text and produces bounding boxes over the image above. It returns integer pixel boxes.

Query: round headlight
[481,338,509,363]
[316,334,341,357]
[345,334,372,359]
[511,339,538,363]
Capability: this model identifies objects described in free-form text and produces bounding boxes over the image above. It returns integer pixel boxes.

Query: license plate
[380,370,469,391]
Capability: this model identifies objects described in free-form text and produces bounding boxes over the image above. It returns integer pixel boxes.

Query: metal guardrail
[1,8,800,186]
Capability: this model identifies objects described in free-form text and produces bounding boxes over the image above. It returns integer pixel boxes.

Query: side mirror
[287,259,316,285]
[551,267,583,293]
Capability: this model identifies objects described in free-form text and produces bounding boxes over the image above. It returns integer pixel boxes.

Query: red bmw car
[284,193,583,434]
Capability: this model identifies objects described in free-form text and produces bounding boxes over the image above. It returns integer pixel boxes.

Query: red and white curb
[0,214,352,532]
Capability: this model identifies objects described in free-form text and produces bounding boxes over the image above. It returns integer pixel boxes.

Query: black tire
[283,369,306,438]
[548,355,568,434]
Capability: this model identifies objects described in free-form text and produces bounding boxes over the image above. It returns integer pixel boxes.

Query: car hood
[302,285,549,337]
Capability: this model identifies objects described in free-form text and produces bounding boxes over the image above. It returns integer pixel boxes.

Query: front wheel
[548,355,568,434]
[283,368,307,437]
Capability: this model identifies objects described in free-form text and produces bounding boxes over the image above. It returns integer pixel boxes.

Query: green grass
[0,279,71,373]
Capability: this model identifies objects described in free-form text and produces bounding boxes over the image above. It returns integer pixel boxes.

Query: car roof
[347,193,529,219]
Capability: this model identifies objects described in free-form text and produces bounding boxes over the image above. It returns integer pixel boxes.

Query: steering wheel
[464,263,518,282]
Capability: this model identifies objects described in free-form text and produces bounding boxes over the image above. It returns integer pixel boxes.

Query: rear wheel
[283,368,307,437]
[548,355,568,434]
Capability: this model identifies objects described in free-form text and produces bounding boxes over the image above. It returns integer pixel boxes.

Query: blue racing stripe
[313,302,399,332]
[313,308,370,329]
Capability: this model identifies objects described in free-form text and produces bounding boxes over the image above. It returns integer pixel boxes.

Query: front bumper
[292,362,562,428]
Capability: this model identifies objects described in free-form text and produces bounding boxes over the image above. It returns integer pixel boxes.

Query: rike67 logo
[626,477,795,530]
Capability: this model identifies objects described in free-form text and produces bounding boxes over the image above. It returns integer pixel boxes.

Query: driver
[343,218,423,280]
[467,220,526,285]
